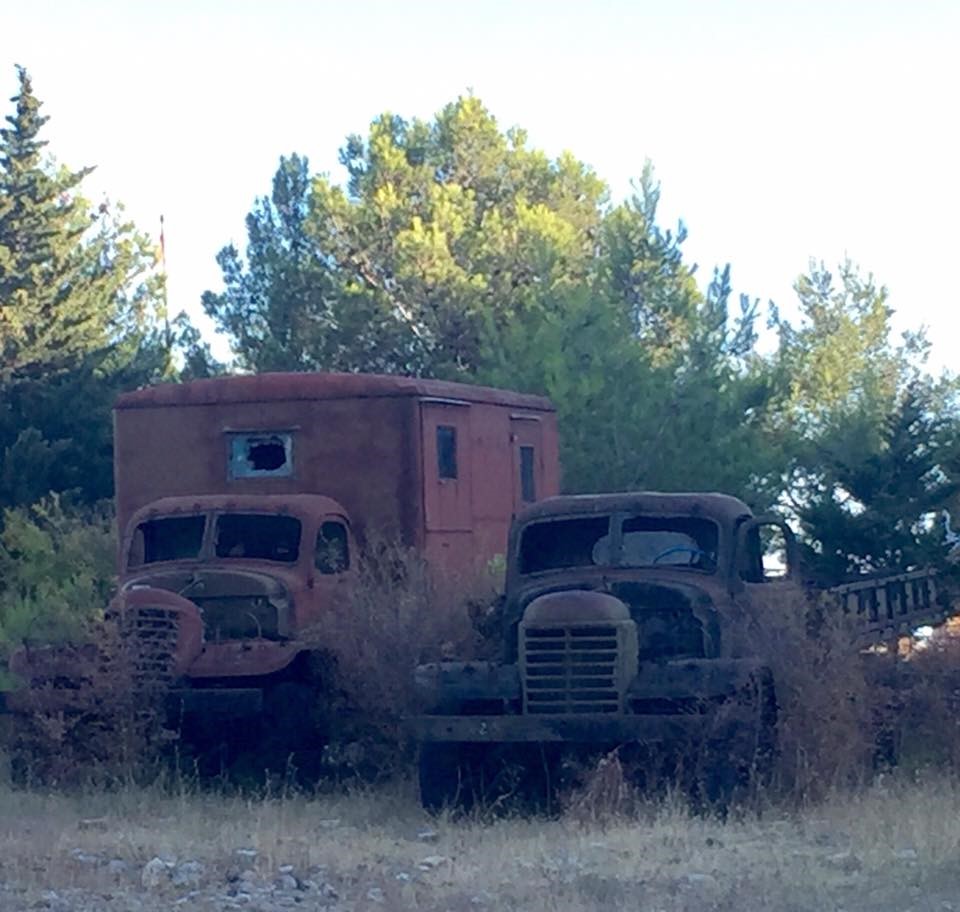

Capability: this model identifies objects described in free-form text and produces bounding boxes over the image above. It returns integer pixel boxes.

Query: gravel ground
[2,776,960,911]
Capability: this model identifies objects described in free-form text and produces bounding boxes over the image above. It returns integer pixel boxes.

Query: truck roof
[115,372,555,412]
[517,492,755,526]
[130,493,348,521]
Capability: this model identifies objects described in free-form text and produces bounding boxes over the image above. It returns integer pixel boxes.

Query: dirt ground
[1,772,960,912]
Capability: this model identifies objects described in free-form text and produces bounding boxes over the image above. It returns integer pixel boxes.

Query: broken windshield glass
[129,515,206,567]
[519,516,611,573]
[214,514,301,563]
[519,514,719,574]
[618,515,718,571]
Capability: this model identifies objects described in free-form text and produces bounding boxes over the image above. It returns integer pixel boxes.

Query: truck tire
[418,742,551,814]
[697,670,778,813]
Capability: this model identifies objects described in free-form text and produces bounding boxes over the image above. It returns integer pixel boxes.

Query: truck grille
[521,623,625,714]
[128,606,179,689]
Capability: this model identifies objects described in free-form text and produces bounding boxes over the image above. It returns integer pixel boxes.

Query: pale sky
[3,0,958,370]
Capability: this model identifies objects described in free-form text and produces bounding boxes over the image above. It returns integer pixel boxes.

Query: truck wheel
[260,681,326,780]
[418,743,546,814]
[698,670,778,813]
[418,742,468,813]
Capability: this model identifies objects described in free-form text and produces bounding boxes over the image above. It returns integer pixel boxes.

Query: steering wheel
[652,545,712,567]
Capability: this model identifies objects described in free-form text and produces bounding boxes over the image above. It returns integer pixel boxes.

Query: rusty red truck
[411,491,948,810]
[8,372,559,768]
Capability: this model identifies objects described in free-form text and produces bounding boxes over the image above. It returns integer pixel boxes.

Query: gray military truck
[411,492,945,810]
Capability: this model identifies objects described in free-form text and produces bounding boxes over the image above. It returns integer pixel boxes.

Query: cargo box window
[228,432,293,479]
[214,514,301,562]
[129,515,205,567]
[520,445,536,502]
[436,425,458,479]
[315,521,350,574]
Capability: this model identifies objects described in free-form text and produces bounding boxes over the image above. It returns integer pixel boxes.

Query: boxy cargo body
[115,372,559,575]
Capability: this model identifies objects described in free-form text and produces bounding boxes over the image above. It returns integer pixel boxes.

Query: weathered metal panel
[409,713,709,743]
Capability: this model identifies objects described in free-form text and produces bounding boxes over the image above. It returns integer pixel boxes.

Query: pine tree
[0,66,166,508]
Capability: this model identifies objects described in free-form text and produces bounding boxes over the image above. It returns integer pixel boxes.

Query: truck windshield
[519,516,610,573]
[519,514,719,574]
[214,514,301,563]
[129,515,206,567]
[617,515,718,571]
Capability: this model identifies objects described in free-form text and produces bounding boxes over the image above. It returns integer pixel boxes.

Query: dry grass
[300,534,492,772]
[0,771,959,911]
[2,614,173,788]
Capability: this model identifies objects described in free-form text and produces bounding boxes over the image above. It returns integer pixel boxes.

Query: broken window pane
[228,432,293,479]
[619,516,718,571]
[214,514,301,562]
[315,521,350,574]
[520,445,536,502]
[740,522,789,583]
[436,425,458,479]
[519,516,610,574]
[130,515,205,567]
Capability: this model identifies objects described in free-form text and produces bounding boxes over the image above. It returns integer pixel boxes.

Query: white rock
[895,848,919,861]
[278,864,295,874]
[317,818,341,829]
[236,848,258,860]
[827,852,862,874]
[172,860,206,888]
[366,886,385,902]
[417,829,439,843]
[417,855,448,871]
[395,872,411,882]
[141,857,171,889]
[684,872,718,887]
[276,874,299,891]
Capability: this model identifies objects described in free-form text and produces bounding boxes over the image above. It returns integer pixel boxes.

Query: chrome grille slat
[521,623,624,714]
[129,606,179,690]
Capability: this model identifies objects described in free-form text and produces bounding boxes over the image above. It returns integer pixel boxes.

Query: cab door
[301,514,353,627]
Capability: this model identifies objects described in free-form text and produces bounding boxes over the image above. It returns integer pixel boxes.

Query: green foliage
[205,97,785,506]
[204,98,609,377]
[0,497,116,685]
[0,66,169,510]
[773,263,960,579]
[794,380,960,579]
[477,177,784,506]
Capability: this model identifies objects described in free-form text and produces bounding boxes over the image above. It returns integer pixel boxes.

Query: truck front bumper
[410,712,710,744]
[166,687,263,720]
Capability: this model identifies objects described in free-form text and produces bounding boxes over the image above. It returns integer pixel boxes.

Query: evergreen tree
[203,97,785,503]
[0,66,166,509]
[796,381,960,579]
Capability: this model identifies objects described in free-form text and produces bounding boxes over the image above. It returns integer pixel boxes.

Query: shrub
[301,533,491,775]
[0,496,116,689]
[0,497,172,785]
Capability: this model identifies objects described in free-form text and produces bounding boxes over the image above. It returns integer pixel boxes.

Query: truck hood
[507,568,725,660]
[510,566,728,613]
[122,566,295,639]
